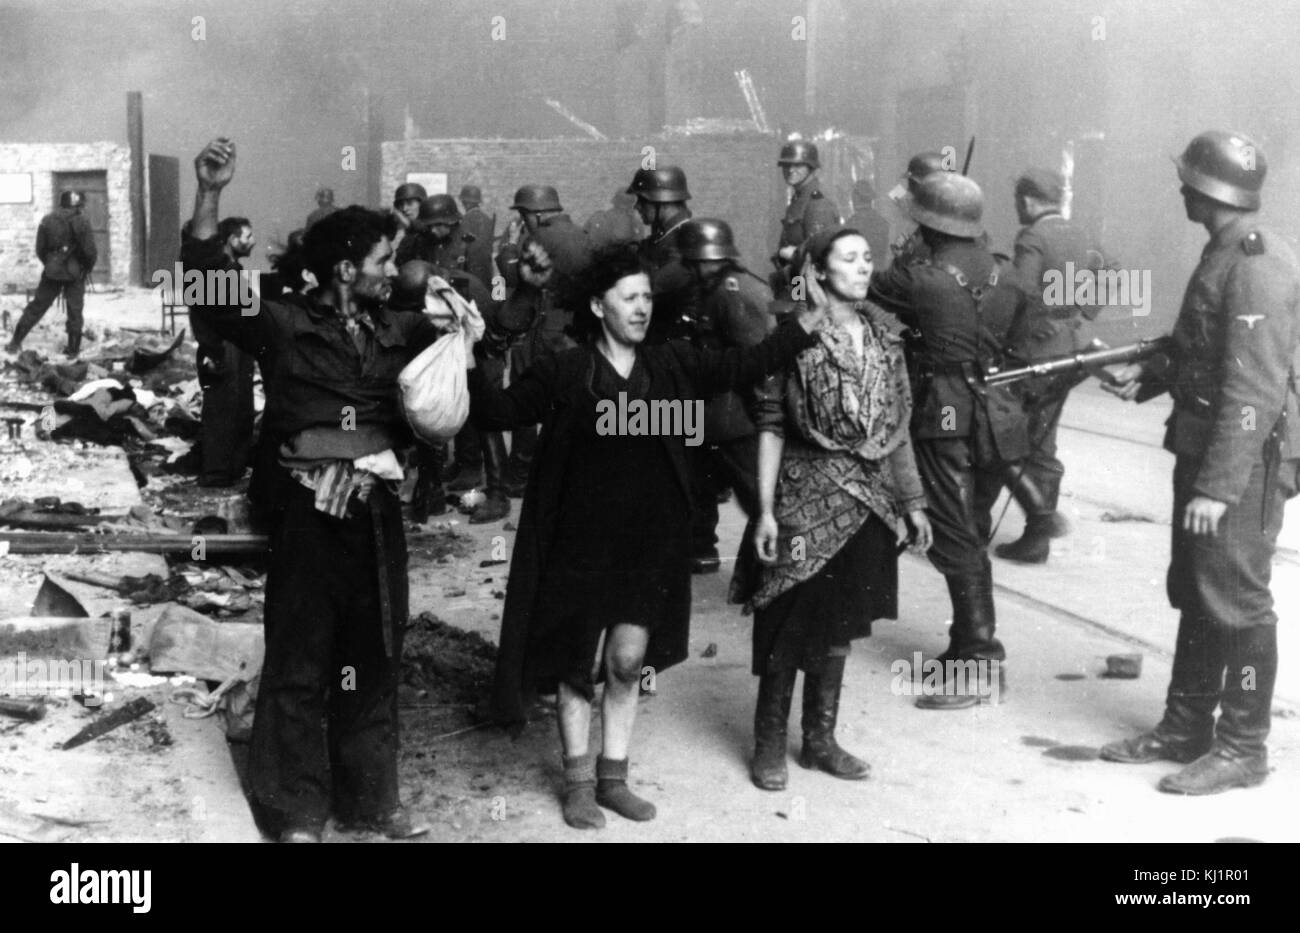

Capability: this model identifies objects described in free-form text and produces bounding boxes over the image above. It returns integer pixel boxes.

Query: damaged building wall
[0,142,133,290]
[383,136,783,274]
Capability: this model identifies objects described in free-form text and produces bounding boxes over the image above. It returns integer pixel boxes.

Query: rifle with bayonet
[983,337,1173,388]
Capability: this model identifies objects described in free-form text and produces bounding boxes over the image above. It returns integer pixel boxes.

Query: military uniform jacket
[778,177,841,255]
[37,207,97,282]
[397,228,493,292]
[869,239,1031,461]
[686,269,775,443]
[1137,216,1300,504]
[1012,211,1104,358]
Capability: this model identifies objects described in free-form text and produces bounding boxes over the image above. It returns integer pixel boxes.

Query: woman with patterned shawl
[734,227,932,790]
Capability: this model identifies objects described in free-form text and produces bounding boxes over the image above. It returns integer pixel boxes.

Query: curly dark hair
[560,241,652,342]
[301,206,398,288]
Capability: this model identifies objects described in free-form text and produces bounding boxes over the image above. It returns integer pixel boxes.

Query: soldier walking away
[995,168,1108,563]
[6,190,98,357]
[672,219,776,574]
[193,216,257,487]
[772,140,841,295]
[584,187,642,250]
[183,137,433,842]
[1099,130,1300,795]
[869,172,1036,709]
[305,185,337,230]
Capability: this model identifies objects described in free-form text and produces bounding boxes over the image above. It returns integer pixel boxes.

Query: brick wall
[381,136,789,279]
[0,142,132,289]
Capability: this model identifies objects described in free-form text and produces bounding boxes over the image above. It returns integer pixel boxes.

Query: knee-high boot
[469,431,511,524]
[798,656,870,779]
[750,667,796,790]
[1157,624,1273,795]
[1100,613,1221,764]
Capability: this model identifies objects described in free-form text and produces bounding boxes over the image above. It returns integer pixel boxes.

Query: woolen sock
[595,756,656,821]
[561,754,605,830]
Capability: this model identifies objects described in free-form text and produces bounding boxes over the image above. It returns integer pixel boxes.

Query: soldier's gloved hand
[1101,362,1144,401]
[754,511,780,565]
[1183,496,1228,537]
[195,138,236,189]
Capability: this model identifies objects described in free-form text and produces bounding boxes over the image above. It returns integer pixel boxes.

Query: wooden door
[53,170,109,285]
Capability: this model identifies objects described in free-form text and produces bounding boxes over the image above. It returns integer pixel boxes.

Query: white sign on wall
[0,173,33,204]
[405,172,447,196]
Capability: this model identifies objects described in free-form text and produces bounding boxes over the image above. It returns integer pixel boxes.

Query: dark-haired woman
[736,227,932,790]
[470,243,824,829]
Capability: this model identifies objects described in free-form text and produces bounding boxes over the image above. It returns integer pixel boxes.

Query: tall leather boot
[994,468,1065,564]
[64,330,81,359]
[751,667,797,790]
[798,656,870,779]
[469,431,511,524]
[1100,613,1220,764]
[1158,625,1274,795]
[918,572,1006,710]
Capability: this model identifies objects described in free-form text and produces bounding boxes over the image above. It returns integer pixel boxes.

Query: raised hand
[195,138,237,190]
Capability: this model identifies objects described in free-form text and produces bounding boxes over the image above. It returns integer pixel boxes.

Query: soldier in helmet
[772,140,841,294]
[496,184,569,290]
[994,168,1109,564]
[584,187,643,250]
[669,218,776,573]
[887,150,952,266]
[396,194,493,290]
[393,182,427,229]
[869,172,1034,709]
[1100,131,1300,795]
[626,166,695,312]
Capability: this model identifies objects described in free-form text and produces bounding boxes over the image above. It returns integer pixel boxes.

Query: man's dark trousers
[197,341,255,485]
[249,479,407,834]
[15,274,85,344]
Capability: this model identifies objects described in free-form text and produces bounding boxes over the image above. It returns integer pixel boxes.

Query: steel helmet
[394,182,427,204]
[626,166,691,203]
[905,150,949,183]
[511,184,562,212]
[1174,130,1265,210]
[458,184,483,205]
[908,173,984,238]
[778,140,820,169]
[419,194,462,223]
[678,218,740,262]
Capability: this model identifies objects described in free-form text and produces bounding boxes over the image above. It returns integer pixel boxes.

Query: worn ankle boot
[595,756,656,820]
[1101,614,1220,764]
[1158,625,1274,795]
[561,753,605,829]
[751,667,796,790]
[798,657,870,779]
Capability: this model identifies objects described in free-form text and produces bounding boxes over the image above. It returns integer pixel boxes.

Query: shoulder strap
[937,261,1007,359]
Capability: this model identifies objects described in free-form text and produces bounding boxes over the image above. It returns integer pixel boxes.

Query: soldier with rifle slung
[868,172,1036,709]
[772,141,840,296]
[1098,130,1300,795]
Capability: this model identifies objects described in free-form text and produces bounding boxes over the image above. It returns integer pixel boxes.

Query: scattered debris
[1102,653,1142,679]
[1100,510,1157,524]
[61,696,156,750]
[701,642,718,658]
[0,697,47,721]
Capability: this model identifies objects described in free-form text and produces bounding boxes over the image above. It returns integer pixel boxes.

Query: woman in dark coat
[470,243,823,829]
[736,227,932,791]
